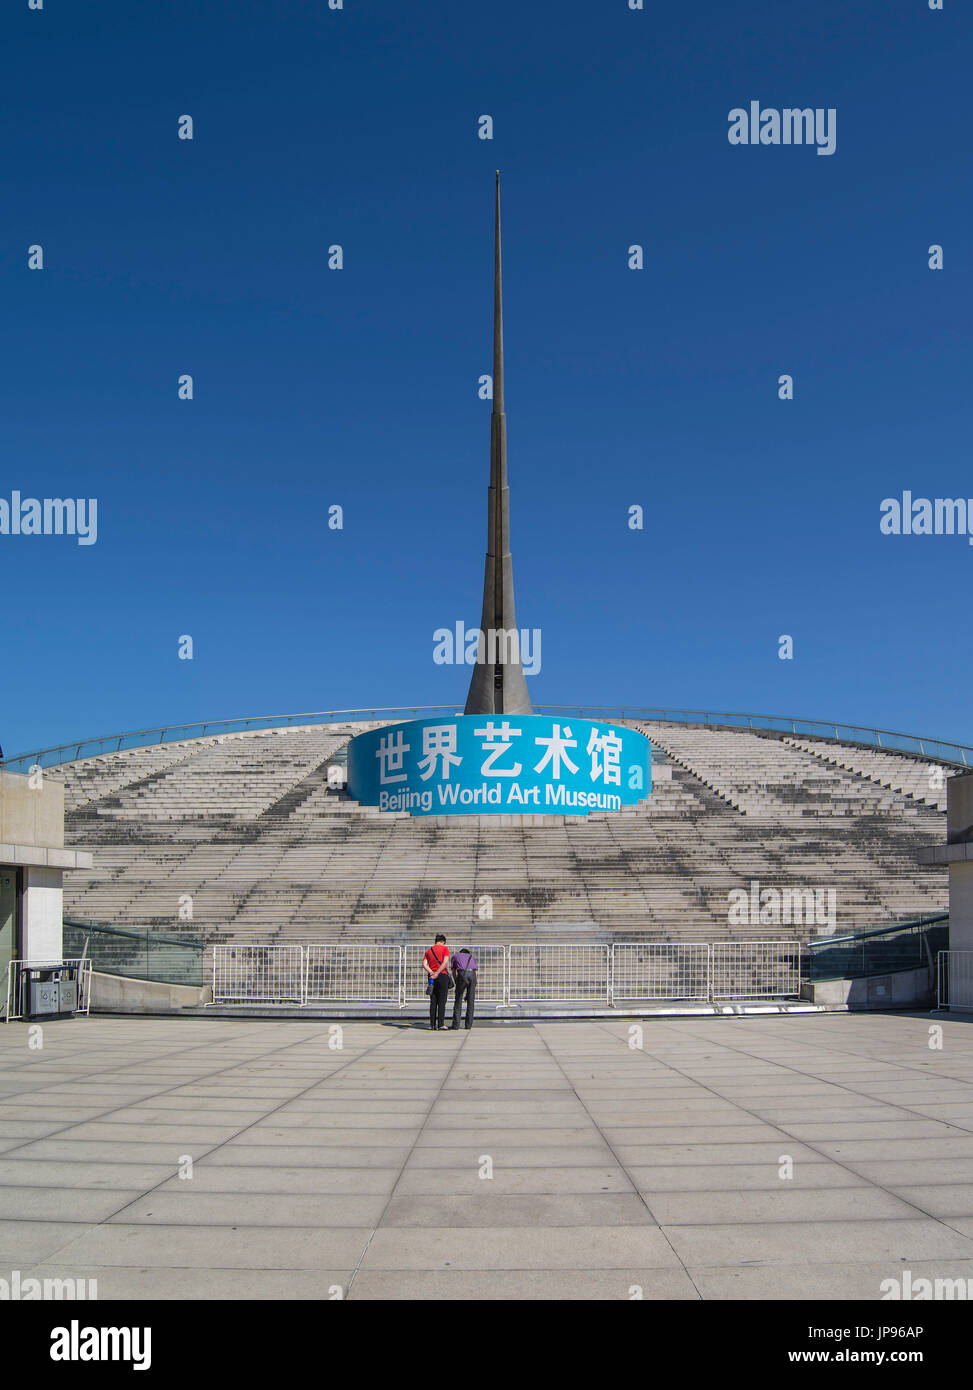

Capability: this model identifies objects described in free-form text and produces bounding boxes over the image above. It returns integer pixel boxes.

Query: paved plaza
[2,1011,973,1299]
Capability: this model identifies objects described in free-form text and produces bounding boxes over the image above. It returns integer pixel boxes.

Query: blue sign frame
[347,714,650,817]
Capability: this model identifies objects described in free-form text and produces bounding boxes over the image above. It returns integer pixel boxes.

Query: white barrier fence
[613,943,710,1001]
[402,944,507,1003]
[507,945,611,1004]
[306,945,401,1003]
[214,945,303,1003]
[213,941,802,1006]
[711,941,802,999]
[937,951,973,1012]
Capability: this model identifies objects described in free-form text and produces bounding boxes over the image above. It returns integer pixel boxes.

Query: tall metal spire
[465,172,533,716]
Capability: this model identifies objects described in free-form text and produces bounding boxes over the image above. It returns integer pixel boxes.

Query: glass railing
[2,705,970,772]
[804,915,948,982]
[62,920,205,987]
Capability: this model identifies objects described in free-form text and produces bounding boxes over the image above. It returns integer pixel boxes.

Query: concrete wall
[947,774,973,952]
[0,770,78,964]
[90,971,212,1014]
[949,863,973,952]
[947,771,973,844]
[808,964,933,1010]
[0,770,64,849]
[22,867,64,964]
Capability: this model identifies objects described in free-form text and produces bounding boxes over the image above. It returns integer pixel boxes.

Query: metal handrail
[804,915,949,984]
[804,913,948,951]
[2,704,971,772]
[62,917,205,950]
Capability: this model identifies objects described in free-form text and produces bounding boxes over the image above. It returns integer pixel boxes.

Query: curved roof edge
[1,704,971,773]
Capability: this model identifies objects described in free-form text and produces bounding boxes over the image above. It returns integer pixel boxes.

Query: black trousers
[429,974,449,1029]
[452,975,476,1029]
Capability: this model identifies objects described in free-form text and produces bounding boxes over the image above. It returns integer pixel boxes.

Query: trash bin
[25,966,81,1018]
[29,975,61,1015]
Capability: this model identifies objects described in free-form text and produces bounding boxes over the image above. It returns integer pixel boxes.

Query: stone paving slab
[1,1012,972,1299]
[50,1122,246,1144]
[602,1124,784,1144]
[251,1112,422,1130]
[0,1159,177,1189]
[380,1193,654,1227]
[0,1220,100,1263]
[11,1139,216,1164]
[347,1268,699,1300]
[25,1263,356,1300]
[638,1187,921,1224]
[52,1223,374,1269]
[886,1185,973,1218]
[243,1128,417,1148]
[391,1165,630,1195]
[153,1166,401,1195]
[0,1187,143,1222]
[404,1144,614,1168]
[626,1162,870,1191]
[612,1141,827,1165]
[205,1143,414,1168]
[358,1225,682,1270]
[111,1192,391,1227]
[847,1158,973,1185]
[663,1217,973,1267]
[813,1136,973,1159]
[0,1120,70,1139]
[689,1258,973,1300]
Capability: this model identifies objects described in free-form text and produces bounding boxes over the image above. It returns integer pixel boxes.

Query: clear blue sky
[2,0,971,758]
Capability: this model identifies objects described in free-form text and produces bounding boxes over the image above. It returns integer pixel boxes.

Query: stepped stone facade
[54,720,950,947]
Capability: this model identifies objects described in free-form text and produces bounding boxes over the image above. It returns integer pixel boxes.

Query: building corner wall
[948,773,973,952]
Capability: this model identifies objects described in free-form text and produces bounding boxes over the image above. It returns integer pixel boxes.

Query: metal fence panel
[201,940,810,1007]
[212,945,304,1003]
[612,943,710,1000]
[507,945,610,1003]
[305,945,401,1002]
[938,951,973,1011]
[710,941,801,998]
[403,945,506,1003]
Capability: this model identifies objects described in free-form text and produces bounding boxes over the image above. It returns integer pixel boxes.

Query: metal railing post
[707,944,714,1003]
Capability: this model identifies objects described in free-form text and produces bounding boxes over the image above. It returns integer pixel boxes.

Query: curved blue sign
[347,715,650,816]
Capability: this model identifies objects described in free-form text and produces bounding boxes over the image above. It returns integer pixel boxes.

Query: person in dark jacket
[423,934,450,1031]
[449,945,478,1030]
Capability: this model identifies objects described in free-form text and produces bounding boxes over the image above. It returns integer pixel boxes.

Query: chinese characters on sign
[349,716,650,817]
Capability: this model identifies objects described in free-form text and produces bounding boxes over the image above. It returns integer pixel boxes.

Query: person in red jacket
[423,935,450,1031]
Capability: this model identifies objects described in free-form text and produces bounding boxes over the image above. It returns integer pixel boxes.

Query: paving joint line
[531,1022,705,1300]
[588,1018,973,1244]
[345,1026,472,1299]
[6,1021,411,1266]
